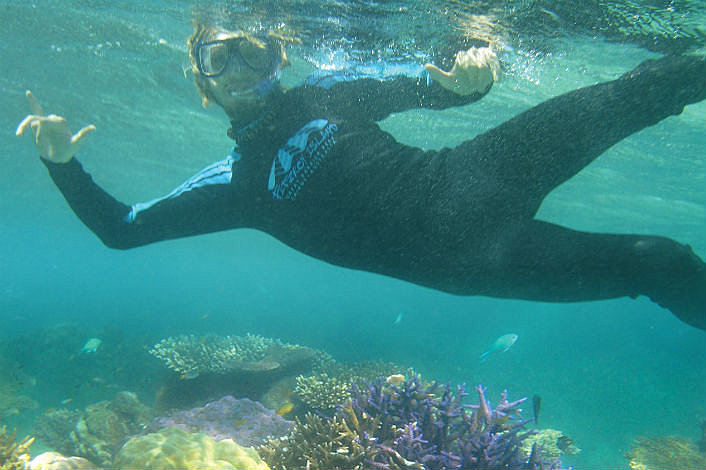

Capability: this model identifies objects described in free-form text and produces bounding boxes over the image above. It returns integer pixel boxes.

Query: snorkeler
[16,24,706,330]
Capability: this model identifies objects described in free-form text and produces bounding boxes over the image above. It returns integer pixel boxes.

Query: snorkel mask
[193,32,283,98]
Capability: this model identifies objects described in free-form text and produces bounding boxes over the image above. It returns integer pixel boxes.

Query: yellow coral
[0,425,34,470]
[627,436,706,470]
[521,428,580,461]
[114,427,269,470]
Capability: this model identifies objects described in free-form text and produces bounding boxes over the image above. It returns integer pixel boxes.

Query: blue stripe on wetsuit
[125,151,240,222]
[304,62,430,89]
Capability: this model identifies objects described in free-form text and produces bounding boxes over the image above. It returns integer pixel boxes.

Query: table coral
[114,427,269,470]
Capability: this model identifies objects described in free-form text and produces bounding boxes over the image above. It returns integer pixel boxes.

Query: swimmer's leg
[469,55,706,213]
[485,220,705,330]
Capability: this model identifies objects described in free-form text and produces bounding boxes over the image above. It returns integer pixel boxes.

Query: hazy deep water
[1,1,705,469]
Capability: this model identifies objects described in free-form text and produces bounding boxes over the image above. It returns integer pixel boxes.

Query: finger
[71,124,96,145]
[15,115,39,136]
[26,90,44,116]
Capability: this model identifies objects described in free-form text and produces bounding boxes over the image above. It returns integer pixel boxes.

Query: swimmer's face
[191,29,284,113]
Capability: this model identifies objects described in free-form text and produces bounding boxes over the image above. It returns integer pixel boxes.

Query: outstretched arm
[305,46,501,121]
[16,91,241,249]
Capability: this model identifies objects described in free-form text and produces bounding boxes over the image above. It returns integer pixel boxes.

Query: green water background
[1,1,705,468]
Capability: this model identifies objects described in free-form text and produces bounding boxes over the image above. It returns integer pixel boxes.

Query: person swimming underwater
[16,22,706,330]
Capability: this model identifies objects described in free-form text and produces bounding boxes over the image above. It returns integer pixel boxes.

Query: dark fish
[556,435,574,452]
[532,394,541,425]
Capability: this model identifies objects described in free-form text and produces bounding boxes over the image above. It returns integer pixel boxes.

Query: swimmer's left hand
[424,47,501,96]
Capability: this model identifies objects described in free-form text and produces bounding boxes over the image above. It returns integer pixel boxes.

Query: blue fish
[480,333,518,363]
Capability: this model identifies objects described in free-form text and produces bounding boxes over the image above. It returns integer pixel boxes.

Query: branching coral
[0,425,34,470]
[261,375,566,470]
[293,374,351,414]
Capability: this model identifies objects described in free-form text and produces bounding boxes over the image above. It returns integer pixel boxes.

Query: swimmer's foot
[623,55,706,112]
[644,243,706,330]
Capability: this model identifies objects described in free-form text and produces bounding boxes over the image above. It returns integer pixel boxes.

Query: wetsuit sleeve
[42,156,237,249]
[306,72,490,121]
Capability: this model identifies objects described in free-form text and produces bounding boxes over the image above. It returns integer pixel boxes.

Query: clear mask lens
[198,38,275,78]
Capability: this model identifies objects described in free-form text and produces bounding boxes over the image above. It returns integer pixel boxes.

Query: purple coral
[148,396,292,446]
[348,375,565,470]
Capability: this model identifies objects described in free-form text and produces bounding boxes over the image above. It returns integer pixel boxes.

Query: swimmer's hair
[187,22,302,108]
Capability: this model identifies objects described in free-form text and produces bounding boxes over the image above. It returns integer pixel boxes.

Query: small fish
[386,374,405,386]
[276,402,294,416]
[81,337,102,353]
[61,398,73,405]
[480,333,518,363]
[180,370,199,380]
[393,313,403,325]
[532,394,541,425]
[200,313,209,320]
[556,435,574,452]
[233,418,247,427]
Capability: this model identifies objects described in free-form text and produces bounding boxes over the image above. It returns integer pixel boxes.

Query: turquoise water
[1,1,705,469]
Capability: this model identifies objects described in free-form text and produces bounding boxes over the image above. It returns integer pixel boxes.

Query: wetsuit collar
[226,87,282,146]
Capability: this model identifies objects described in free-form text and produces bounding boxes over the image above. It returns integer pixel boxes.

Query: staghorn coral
[261,375,566,470]
[521,429,580,462]
[293,374,351,415]
[258,411,384,470]
[0,425,34,470]
[114,426,269,470]
[626,436,706,470]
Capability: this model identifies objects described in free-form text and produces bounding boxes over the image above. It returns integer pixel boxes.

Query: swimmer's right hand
[15,90,95,164]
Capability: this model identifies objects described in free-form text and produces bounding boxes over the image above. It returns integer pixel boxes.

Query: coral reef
[0,324,162,406]
[113,426,269,470]
[26,452,99,470]
[0,425,34,470]
[150,334,281,375]
[150,334,325,411]
[34,408,83,457]
[521,429,580,462]
[0,356,37,419]
[148,395,292,446]
[293,373,351,414]
[34,391,152,468]
[261,375,566,470]
[626,436,706,470]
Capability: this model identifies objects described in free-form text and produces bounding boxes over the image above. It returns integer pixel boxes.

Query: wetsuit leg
[460,55,706,215]
[485,220,706,330]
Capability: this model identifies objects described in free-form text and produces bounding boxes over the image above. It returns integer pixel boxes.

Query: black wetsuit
[44,55,706,329]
